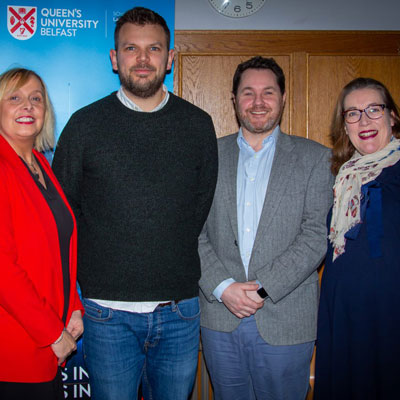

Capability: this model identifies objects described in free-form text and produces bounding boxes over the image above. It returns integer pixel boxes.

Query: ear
[390,110,396,127]
[282,92,287,104]
[110,49,118,72]
[166,49,175,72]
[231,94,237,108]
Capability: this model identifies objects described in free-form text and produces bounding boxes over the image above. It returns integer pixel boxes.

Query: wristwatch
[257,286,268,299]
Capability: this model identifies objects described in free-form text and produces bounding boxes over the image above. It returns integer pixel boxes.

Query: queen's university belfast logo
[7,5,37,40]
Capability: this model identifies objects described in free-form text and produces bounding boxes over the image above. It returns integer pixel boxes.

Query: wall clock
[208,0,266,18]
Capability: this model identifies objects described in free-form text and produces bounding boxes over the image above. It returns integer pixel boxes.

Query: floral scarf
[329,138,400,261]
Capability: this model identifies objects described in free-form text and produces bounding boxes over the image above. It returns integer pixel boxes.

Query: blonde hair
[0,68,55,152]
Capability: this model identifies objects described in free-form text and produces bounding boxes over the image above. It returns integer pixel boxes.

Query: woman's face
[0,75,45,149]
[343,88,394,156]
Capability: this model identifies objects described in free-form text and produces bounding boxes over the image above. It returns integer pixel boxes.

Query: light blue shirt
[213,126,279,300]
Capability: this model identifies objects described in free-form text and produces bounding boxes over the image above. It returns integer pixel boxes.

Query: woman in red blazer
[0,68,83,399]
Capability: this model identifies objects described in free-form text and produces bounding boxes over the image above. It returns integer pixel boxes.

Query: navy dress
[314,160,400,400]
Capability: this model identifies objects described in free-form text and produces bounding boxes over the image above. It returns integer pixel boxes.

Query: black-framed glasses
[342,104,386,124]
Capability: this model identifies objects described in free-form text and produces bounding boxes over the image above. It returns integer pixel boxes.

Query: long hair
[330,77,400,175]
[0,68,55,152]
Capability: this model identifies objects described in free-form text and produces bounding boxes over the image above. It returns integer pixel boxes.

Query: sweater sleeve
[194,114,218,236]
[52,114,84,220]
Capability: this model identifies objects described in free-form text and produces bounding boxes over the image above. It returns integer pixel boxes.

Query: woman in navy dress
[314,77,400,400]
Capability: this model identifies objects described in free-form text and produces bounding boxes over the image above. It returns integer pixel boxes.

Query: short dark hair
[232,56,285,97]
[330,77,400,175]
[114,7,170,51]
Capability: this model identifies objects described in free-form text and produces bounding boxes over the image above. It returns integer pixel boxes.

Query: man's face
[234,68,286,136]
[110,23,174,99]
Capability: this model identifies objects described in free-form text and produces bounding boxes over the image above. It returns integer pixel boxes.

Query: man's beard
[236,106,282,135]
[120,64,167,99]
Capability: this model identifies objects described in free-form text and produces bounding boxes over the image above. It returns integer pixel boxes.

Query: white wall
[175,0,400,30]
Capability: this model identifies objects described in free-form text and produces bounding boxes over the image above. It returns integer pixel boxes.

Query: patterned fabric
[329,138,400,261]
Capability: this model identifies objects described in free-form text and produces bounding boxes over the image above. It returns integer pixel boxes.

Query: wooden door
[175,30,400,400]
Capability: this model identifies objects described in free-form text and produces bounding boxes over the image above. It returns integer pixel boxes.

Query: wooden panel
[308,55,400,147]
[175,30,400,400]
[174,30,400,143]
[179,54,290,137]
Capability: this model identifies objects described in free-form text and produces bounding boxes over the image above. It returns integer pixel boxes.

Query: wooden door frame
[174,30,400,138]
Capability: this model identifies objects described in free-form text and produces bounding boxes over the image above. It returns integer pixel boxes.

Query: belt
[157,300,181,308]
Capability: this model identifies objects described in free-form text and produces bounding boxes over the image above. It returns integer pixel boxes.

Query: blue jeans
[201,315,314,400]
[82,297,200,400]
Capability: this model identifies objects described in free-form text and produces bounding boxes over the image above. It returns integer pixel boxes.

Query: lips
[131,65,155,75]
[359,130,378,140]
[16,116,34,124]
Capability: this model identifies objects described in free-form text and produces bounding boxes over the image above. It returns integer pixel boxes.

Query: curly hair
[0,68,55,152]
[330,77,400,175]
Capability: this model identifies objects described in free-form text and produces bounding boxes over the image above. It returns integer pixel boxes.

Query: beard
[119,63,167,99]
[236,105,283,135]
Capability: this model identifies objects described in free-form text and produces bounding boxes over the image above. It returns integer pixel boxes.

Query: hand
[221,282,263,319]
[51,329,77,365]
[66,310,84,340]
[246,280,265,304]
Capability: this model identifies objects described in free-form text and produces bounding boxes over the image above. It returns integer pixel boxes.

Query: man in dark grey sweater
[52,7,217,400]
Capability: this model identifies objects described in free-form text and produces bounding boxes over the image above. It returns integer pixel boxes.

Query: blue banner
[1,1,175,140]
[1,2,175,397]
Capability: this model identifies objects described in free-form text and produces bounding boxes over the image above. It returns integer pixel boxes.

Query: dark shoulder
[168,93,212,120]
[69,93,119,119]
[379,158,400,182]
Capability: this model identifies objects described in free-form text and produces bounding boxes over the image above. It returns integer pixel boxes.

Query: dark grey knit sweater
[52,92,218,301]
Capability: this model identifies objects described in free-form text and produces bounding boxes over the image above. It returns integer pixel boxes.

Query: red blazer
[0,135,83,383]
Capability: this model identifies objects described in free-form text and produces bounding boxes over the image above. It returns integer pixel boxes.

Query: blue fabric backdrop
[1,1,175,397]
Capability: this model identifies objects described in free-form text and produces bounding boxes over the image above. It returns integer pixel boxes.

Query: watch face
[208,0,266,18]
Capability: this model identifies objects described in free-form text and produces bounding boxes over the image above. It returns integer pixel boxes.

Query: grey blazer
[198,130,334,345]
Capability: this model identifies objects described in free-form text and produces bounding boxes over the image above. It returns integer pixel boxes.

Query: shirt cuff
[213,278,236,302]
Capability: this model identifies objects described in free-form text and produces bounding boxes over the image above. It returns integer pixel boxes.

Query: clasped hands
[51,310,84,365]
[221,280,265,319]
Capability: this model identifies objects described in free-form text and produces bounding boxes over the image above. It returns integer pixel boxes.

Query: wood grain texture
[176,30,400,400]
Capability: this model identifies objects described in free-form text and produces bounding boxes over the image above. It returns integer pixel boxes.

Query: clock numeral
[234,5,241,12]
[246,1,253,9]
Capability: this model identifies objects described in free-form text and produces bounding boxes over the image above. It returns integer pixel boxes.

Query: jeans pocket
[83,298,113,322]
[175,297,200,321]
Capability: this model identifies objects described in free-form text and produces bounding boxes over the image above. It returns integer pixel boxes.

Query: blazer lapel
[252,131,297,252]
[220,134,239,243]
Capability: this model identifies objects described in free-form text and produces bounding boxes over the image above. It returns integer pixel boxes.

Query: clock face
[208,0,266,18]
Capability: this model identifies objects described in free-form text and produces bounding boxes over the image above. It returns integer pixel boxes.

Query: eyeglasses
[342,104,386,124]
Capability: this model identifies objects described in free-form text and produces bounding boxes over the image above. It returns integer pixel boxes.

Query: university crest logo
[7,5,37,40]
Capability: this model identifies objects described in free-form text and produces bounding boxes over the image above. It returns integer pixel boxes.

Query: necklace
[21,155,40,180]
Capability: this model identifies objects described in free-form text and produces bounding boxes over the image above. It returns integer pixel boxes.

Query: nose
[253,93,264,106]
[22,98,34,110]
[359,111,370,126]
[136,48,150,62]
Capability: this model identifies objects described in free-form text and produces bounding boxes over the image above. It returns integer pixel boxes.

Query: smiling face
[344,88,394,156]
[110,23,174,101]
[0,75,45,150]
[234,68,286,138]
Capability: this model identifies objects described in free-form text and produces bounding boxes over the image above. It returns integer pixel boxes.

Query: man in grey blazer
[199,56,333,400]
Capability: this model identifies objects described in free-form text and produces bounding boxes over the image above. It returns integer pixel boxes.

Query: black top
[22,156,73,323]
[52,92,218,302]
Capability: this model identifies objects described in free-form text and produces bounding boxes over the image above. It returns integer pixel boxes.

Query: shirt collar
[237,125,280,152]
[116,84,170,112]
